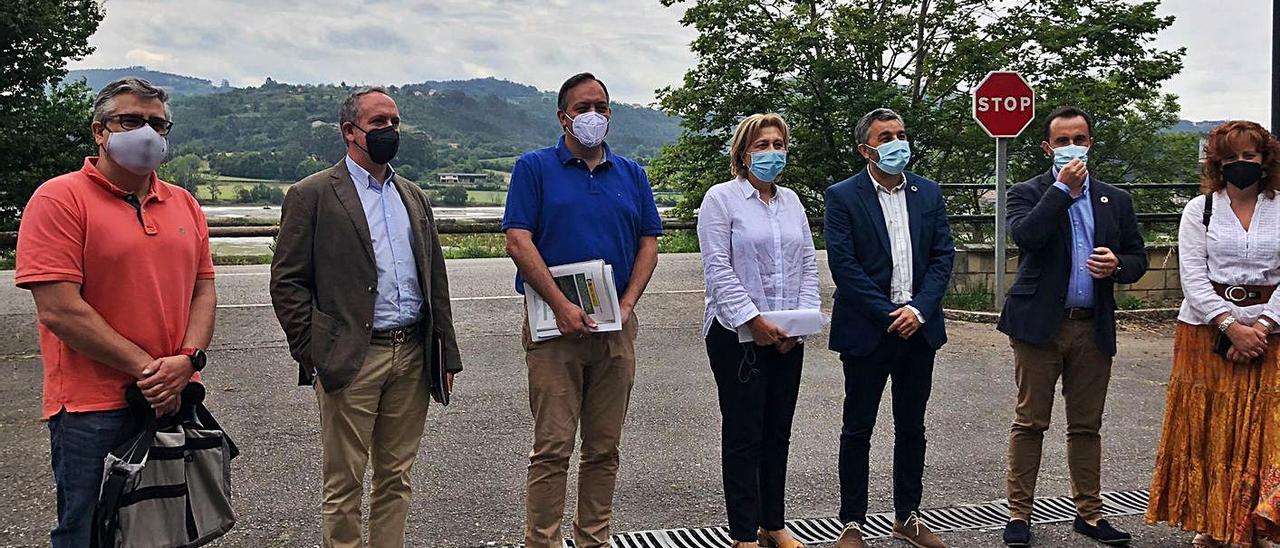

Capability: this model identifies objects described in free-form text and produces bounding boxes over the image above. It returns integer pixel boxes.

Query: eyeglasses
[106,114,174,136]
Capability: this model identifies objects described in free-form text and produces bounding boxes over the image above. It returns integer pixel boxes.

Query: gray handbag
[93,386,239,548]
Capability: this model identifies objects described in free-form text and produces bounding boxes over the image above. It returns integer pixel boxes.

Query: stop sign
[972,71,1035,138]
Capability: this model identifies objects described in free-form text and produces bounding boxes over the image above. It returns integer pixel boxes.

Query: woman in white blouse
[697,113,820,548]
[1147,120,1280,547]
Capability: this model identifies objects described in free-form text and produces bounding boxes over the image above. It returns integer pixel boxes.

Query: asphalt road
[0,253,1192,547]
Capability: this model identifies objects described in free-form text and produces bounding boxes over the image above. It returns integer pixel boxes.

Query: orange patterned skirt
[1147,322,1280,546]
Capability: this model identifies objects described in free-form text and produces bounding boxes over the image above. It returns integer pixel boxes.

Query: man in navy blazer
[996,107,1147,547]
[825,109,955,548]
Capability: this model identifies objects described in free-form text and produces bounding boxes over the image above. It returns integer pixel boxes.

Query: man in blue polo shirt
[502,72,662,548]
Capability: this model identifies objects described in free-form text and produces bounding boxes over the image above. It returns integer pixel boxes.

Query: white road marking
[215,289,711,309]
[213,287,847,310]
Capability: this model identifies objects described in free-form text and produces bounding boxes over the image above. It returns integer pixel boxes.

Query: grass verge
[212,254,274,266]
[942,286,995,312]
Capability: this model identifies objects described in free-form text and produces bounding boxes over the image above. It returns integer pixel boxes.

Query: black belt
[1064,307,1094,320]
[371,323,418,345]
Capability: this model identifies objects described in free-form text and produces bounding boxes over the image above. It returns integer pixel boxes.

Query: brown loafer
[757,527,805,548]
[835,522,867,548]
[892,512,946,548]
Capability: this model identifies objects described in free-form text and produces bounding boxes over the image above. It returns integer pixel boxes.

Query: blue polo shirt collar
[554,135,615,169]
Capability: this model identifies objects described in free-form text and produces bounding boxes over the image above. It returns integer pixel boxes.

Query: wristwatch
[1218,316,1238,333]
[179,347,208,372]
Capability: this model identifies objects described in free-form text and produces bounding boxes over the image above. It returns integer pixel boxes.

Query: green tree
[295,156,330,179]
[0,1,104,229]
[654,0,1189,243]
[396,163,420,181]
[158,153,217,194]
[207,177,223,203]
[437,185,470,207]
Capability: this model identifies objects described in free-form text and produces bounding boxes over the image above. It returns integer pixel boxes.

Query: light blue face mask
[1052,144,1089,170]
[749,150,787,182]
[872,139,911,175]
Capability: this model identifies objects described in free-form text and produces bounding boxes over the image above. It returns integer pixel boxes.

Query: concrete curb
[943,307,1181,324]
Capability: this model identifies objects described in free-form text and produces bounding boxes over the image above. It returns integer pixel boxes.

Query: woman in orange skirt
[1147,120,1280,547]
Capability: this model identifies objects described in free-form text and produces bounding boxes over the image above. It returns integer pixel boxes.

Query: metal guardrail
[0,212,1190,244]
[196,212,1183,238]
[942,182,1199,191]
[0,183,1199,244]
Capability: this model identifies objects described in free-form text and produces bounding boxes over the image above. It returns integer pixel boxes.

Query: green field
[194,177,510,206]
[195,180,292,202]
[215,175,288,184]
[462,190,507,206]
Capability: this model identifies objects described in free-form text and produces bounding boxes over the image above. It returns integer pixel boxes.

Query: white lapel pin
[910,185,918,192]
[1100,196,1109,204]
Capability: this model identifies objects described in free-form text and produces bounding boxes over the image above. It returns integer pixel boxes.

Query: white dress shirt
[697,177,821,337]
[867,168,923,322]
[1177,191,1280,325]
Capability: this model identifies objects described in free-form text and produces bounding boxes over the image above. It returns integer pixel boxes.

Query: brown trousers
[1007,318,1113,521]
[315,338,430,548]
[522,316,639,548]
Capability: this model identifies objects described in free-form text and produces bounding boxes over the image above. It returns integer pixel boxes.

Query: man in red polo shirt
[15,77,216,548]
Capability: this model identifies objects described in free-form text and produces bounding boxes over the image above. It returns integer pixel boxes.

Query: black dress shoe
[1072,517,1132,545]
[1003,519,1032,547]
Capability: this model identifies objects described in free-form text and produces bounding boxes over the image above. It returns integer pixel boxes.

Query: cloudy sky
[70,0,1270,122]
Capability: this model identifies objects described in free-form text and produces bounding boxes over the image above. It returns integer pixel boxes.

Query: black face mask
[1222,160,1264,189]
[354,125,399,165]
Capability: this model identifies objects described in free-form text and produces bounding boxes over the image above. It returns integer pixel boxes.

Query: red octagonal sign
[972,71,1035,138]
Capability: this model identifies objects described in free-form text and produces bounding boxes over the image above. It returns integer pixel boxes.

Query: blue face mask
[872,139,911,175]
[1052,144,1089,170]
[749,150,787,182]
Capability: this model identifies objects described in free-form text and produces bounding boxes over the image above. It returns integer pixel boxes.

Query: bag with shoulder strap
[91,384,239,548]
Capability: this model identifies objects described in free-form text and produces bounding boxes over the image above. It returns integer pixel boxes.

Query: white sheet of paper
[736,309,825,344]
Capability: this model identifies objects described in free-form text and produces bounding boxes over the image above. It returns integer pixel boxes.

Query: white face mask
[105,125,168,175]
[566,111,609,148]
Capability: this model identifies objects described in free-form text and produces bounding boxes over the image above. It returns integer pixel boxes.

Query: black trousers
[838,331,936,524]
[706,320,804,541]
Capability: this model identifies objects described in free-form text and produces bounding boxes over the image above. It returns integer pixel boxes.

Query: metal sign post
[972,71,1035,310]
[994,137,1008,309]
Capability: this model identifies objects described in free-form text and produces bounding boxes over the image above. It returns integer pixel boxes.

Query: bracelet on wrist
[1218,316,1238,333]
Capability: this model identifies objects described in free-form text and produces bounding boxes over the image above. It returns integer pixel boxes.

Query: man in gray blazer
[270,87,463,548]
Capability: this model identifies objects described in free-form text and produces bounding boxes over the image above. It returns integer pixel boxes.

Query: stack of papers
[735,309,825,344]
[525,259,623,342]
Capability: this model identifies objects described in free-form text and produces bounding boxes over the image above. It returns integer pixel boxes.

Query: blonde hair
[729,113,790,178]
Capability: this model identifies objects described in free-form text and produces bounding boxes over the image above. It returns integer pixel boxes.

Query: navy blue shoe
[1003,519,1032,547]
[1072,517,1132,545]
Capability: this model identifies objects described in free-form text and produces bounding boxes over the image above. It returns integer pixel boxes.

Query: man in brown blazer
[270,87,462,548]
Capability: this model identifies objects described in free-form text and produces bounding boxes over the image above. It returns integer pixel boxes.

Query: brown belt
[1212,282,1276,307]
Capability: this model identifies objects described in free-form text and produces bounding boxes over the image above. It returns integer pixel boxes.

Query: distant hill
[405,77,540,100]
[64,66,230,96]
[164,78,679,165]
[1167,120,1226,134]
[56,68,681,182]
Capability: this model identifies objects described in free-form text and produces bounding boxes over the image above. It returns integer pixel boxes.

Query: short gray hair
[854,108,904,145]
[339,86,391,127]
[93,77,170,124]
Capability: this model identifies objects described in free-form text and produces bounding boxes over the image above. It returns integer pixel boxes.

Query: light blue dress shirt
[345,155,424,329]
[1052,169,1096,308]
